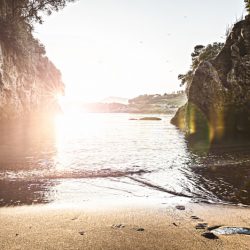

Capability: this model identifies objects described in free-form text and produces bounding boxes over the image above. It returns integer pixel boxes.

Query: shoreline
[1,202,250,250]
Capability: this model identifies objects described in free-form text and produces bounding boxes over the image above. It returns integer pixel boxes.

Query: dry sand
[0,203,250,250]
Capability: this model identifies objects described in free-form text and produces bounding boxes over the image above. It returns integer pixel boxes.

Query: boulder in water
[171,15,250,145]
[139,117,162,121]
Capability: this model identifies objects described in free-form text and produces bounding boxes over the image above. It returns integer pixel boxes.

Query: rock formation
[171,15,250,146]
[0,42,64,120]
[0,3,64,120]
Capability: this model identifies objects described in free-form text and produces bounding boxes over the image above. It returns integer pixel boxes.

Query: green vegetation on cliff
[245,0,250,14]
[178,43,224,89]
[1,0,76,25]
[0,0,76,54]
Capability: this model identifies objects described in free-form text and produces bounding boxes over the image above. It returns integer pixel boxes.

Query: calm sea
[0,113,249,207]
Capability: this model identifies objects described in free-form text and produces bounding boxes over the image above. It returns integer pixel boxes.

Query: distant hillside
[127,91,187,114]
[82,91,186,114]
[101,96,128,104]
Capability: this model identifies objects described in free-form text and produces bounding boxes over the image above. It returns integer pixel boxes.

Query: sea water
[0,113,249,207]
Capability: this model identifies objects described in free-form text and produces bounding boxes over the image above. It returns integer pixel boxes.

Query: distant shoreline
[63,92,186,114]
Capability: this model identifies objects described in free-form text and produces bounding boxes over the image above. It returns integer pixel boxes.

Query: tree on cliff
[1,0,77,27]
[0,0,77,53]
[178,42,224,87]
[12,0,77,25]
[245,0,250,14]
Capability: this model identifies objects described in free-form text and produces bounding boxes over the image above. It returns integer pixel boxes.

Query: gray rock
[212,226,250,235]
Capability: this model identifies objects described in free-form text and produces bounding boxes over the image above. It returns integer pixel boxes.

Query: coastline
[1,202,250,250]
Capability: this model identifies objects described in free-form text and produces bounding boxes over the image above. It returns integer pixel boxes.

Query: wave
[0,168,151,181]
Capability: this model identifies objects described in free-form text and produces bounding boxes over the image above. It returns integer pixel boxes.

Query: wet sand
[0,203,250,250]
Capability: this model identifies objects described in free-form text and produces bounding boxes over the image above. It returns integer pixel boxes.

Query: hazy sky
[35,0,246,102]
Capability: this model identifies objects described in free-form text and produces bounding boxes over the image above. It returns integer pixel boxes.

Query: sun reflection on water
[54,111,104,172]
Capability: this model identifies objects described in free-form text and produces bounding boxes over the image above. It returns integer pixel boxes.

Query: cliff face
[0,41,64,120]
[172,15,250,144]
[0,2,64,120]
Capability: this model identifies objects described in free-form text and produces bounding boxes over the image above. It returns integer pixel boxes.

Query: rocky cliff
[171,15,250,146]
[0,4,64,120]
[0,42,64,120]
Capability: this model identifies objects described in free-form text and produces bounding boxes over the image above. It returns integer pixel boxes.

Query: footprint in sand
[190,215,200,220]
[71,215,80,221]
[201,232,219,240]
[175,205,185,210]
[111,224,125,229]
[132,227,145,232]
[207,225,223,231]
[111,224,144,232]
[195,223,208,230]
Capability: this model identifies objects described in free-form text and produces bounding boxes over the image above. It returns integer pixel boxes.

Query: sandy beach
[1,203,250,250]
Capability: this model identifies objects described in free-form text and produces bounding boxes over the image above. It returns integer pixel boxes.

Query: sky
[35,0,246,102]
